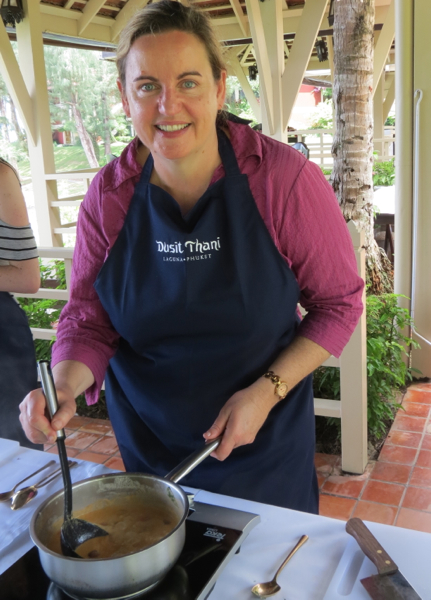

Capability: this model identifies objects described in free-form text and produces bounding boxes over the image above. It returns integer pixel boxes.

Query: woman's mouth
[155,123,191,132]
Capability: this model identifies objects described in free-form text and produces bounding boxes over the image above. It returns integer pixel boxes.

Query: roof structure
[34,0,394,69]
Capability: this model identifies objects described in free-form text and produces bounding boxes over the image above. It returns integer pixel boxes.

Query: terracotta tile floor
[317,383,431,533]
[44,383,431,534]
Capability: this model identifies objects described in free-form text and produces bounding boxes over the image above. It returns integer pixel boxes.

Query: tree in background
[225,76,259,125]
[0,43,28,168]
[44,46,125,167]
[332,0,392,294]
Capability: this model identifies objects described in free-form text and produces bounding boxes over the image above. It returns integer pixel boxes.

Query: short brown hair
[116,0,226,87]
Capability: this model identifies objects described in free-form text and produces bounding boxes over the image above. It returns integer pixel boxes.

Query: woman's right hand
[20,360,94,445]
[19,386,77,445]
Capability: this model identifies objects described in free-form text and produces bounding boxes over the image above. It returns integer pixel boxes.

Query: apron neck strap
[138,127,242,185]
[217,128,242,177]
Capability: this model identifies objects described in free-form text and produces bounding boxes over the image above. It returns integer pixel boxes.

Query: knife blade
[345,518,422,600]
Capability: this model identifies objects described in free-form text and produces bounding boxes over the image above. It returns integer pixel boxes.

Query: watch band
[263,370,289,399]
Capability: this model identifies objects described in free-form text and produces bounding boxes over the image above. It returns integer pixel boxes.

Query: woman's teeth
[156,124,190,132]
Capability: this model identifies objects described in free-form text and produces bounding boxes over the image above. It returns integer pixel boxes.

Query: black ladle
[38,361,108,558]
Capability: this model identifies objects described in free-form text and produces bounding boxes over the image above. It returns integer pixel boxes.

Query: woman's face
[117,30,226,163]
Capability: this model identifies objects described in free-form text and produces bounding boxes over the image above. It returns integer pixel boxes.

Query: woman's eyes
[182,80,197,89]
[140,83,157,92]
[139,81,197,92]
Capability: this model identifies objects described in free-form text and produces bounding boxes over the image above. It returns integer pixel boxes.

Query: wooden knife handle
[346,518,398,576]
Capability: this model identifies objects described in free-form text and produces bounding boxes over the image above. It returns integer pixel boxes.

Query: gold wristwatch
[263,371,289,400]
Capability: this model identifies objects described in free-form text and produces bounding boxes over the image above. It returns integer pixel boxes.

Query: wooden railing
[290,127,396,166]
[13,222,368,474]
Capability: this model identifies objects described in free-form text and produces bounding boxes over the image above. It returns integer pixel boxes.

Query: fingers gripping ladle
[38,361,108,558]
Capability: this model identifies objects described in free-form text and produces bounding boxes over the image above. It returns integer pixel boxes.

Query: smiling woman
[116,29,226,201]
[20,0,364,515]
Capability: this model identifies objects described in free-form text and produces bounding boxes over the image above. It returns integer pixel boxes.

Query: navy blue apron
[0,292,42,450]
[94,131,318,513]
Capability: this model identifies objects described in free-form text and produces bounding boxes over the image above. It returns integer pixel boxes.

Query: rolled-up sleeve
[276,160,364,357]
[51,177,120,405]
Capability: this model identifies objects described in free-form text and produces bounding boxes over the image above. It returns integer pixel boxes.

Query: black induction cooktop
[0,502,260,600]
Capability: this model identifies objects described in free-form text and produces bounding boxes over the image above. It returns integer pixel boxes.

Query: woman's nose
[158,88,181,115]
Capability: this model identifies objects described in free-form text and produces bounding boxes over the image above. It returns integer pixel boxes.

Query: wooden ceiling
[41,0,306,23]
[35,0,393,68]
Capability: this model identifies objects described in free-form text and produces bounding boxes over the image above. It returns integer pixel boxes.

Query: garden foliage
[373,158,395,187]
[313,294,420,439]
[17,260,67,361]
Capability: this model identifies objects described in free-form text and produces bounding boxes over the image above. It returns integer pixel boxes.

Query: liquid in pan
[45,495,180,559]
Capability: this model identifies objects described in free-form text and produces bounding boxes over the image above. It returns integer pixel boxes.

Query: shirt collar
[111,120,262,189]
[226,120,263,166]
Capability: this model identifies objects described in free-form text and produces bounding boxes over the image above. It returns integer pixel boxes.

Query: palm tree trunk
[332,0,392,294]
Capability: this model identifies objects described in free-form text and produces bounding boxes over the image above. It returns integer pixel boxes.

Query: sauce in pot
[45,495,180,559]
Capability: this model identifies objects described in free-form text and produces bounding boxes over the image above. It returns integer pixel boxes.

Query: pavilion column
[394,0,413,331]
[245,0,284,141]
[17,0,62,246]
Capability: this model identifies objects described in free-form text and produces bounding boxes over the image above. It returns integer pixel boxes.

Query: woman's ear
[216,70,227,111]
[117,78,131,118]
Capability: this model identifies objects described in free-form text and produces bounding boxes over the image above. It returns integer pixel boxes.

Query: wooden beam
[227,48,261,122]
[383,72,395,123]
[17,0,62,246]
[281,0,328,130]
[64,0,75,8]
[259,0,285,140]
[111,0,150,41]
[78,0,106,35]
[0,21,36,145]
[245,0,274,133]
[373,0,395,95]
[40,3,112,28]
[239,44,253,66]
[229,0,250,38]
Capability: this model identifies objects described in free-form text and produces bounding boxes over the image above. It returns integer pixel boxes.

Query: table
[1,439,430,599]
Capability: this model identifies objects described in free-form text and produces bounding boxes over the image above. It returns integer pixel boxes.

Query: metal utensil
[38,360,109,558]
[346,518,422,599]
[252,534,309,598]
[10,460,76,510]
[0,460,56,502]
[30,438,222,599]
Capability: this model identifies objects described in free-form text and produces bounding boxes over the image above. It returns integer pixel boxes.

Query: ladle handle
[38,360,73,521]
[39,360,65,439]
[274,535,309,582]
[165,437,222,484]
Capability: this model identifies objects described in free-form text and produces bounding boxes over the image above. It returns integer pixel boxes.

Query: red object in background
[298,84,322,107]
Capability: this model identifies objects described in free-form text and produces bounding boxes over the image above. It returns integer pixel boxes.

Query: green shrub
[373,158,395,187]
[320,166,332,176]
[313,294,420,439]
[17,259,67,361]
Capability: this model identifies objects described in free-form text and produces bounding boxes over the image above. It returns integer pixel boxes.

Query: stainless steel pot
[29,438,220,600]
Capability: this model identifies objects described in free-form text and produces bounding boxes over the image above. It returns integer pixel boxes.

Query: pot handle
[165,437,222,484]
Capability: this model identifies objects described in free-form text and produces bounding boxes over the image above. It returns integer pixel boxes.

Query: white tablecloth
[1,439,431,599]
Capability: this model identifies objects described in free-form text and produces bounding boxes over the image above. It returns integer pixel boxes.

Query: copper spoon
[251,534,309,598]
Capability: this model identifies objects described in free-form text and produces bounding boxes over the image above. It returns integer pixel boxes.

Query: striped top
[0,158,38,263]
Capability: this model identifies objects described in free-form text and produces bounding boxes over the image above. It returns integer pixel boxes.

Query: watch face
[277,383,288,398]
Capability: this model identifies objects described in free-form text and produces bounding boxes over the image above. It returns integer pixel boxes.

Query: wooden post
[17,0,62,247]
[339,221,368,474]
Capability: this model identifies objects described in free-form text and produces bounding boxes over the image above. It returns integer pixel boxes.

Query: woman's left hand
[203,379,276,461]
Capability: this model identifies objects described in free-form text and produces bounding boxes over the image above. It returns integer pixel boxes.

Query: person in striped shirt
[0,157,41,449]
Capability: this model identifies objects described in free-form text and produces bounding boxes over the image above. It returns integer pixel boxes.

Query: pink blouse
[52,121,364,404]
